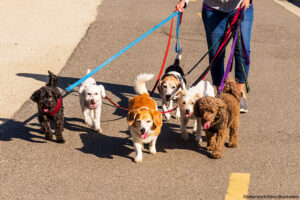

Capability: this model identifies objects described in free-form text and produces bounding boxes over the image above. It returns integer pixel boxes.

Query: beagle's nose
[140,128,146,134]
[166,95,171,100]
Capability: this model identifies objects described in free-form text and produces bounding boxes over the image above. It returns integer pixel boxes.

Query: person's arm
[241,0,251,10]
[176,0,188,11]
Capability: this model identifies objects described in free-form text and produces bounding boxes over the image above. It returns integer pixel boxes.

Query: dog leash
[149,9,182,96]
[65,10,182,93]
[190,6,243,87]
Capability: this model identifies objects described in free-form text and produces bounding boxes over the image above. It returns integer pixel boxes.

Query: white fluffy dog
[178,80,215,144]
[79,69,106,133]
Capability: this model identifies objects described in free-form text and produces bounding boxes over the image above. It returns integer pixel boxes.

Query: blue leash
[66,10,180,92]
[175,12,181,53]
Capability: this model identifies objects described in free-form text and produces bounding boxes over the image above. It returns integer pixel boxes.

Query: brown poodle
[194,78,241,159]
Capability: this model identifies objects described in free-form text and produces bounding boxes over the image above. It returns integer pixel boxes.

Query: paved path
[1,0,299,199]
[0,0,102,124]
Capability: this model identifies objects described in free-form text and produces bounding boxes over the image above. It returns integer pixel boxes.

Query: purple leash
[219,8,249,92]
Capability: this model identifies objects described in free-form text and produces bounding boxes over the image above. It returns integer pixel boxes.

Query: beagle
[127,74,162,163]
[157,52,186,120]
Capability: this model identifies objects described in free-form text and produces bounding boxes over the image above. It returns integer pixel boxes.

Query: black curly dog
[31,71,65,143]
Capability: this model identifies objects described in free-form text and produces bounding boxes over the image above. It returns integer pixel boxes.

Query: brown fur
[157,75,181,96]
[194,78,241,159]
[127,93,162,136]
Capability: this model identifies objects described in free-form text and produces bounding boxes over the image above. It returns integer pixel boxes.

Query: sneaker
[240,96,248,113]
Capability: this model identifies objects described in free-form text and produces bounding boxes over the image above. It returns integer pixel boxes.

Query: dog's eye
[172,86,176,89]
[163,86,167,89]
[192,102,195,105]
[136,119,141,123]
[95,93,98,95]
[182,101,186,105]
[87,93,91,95]
[146,120,152,123]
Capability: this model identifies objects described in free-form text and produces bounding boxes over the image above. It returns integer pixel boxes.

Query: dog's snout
[140,128,146,134]
[166,95,171,100]
[91,99,95,103]
[185,109,190,114]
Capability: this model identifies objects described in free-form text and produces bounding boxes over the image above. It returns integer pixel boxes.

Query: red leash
[105,9,182,114]
[149,15,175,96]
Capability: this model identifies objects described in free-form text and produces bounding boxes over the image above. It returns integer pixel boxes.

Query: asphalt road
[1,0,299,199]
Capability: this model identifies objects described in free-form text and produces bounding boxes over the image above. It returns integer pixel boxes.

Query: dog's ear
[177,90,185,96]
[31,90,41,103]
[150,109,162,130]
[79,85,86,94]
[193,99,202,118]
[98,85,106,98]
[157,81,162,95]
[194,93,201,100]
[47,71,58,87]
[216,99,226,118]
[224,78,241,102]
[127,110,137,126]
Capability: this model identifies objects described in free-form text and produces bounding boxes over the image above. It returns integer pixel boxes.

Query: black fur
[31,71,65,143]
[162,58,186,84]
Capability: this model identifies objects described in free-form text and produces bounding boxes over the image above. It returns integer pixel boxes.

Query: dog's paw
[149,149,156,155]
[228,142,237,148]
[134,156,143,163]
[45,134,53,141]
[206,146,215,151]
[96,128,103,134]
[211,151,222,159]
[57,139,65,144]
[181,133,189,141]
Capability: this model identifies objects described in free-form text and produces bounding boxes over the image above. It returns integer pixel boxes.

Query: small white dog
[79,69,106,133]
[178,80,215,144]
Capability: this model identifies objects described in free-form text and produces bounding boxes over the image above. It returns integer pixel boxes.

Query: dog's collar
[85,102,99,110]
[205,110,231,133]
[49,96,62,116]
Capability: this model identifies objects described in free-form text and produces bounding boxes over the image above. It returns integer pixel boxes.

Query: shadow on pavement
[0,117,46,143]
[157,120,211,158]
[17,72,160,118]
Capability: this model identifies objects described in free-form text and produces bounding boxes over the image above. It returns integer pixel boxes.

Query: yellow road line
[198,12,202,19]
[225,173,251,200]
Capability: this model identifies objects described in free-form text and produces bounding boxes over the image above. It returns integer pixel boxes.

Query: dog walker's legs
[83,109,94,128]
[195,118,202,145]
[212,130,227,159]
[94,107,103,133]
[149,137,157,155]
[180,117,189,141]
[162,99,171,120]
[133,142,143,163]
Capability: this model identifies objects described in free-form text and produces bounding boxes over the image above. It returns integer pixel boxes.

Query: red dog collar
[49,96,62,116]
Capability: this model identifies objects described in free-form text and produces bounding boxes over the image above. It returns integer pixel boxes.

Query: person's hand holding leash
[241,0,251,10]
[176,0,186,12]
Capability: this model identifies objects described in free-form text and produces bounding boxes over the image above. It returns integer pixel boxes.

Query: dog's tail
[47,71,58,87]
[173,49,182,66]
[134,73,154,95]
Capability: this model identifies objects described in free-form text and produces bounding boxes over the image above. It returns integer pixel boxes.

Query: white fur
[178,80,215,144]
[79,69,106,133]
[134,73,154,95]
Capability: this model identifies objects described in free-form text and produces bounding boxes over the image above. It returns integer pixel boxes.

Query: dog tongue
[185,113,191,117]
[141,133,148,139]
[203,121,211,130]
[43,108,49,112]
